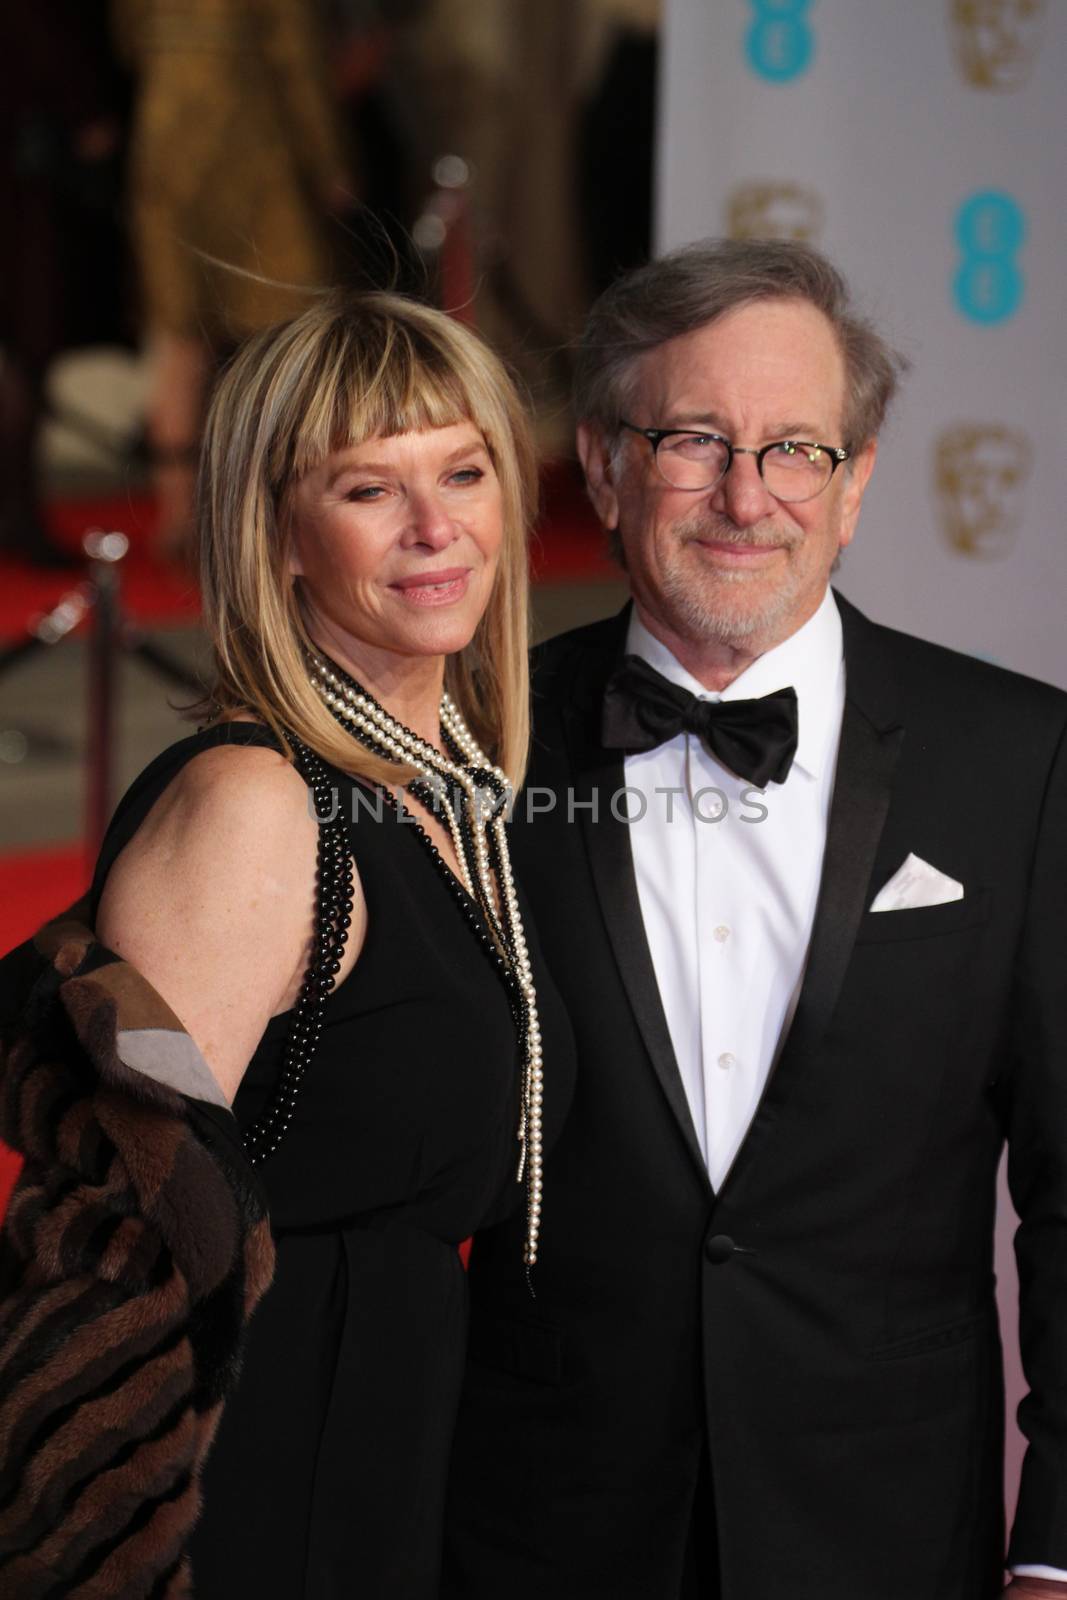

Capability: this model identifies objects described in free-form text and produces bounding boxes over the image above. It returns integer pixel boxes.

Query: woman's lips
[389,568,472,606]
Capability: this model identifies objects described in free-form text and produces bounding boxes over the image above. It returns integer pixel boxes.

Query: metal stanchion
[83,531,126,855]
[1,528,206,856]
[0,591,92,681]
[413,155,476,323]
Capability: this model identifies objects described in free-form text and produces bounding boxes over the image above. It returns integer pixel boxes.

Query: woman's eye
[449,466,485,486]
[345,484,385,501]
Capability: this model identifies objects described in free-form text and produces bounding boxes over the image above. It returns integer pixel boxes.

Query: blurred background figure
[403,0,659,453]
[325,0,424,290]
[0,1,126,568]
[1,0,664,571]
[577,0,659,298]
[113,0,353,560]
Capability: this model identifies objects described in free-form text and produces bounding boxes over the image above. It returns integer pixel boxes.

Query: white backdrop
[657,0,1067,1529]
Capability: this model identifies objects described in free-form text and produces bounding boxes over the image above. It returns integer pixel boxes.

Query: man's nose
[402,491,459,549]
[708,451,777,528]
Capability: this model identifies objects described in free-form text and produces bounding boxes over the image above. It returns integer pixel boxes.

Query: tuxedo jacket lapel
[560,612,711,1188]
[719,594,906,1196]
[786,593,906,1064]
[777,701,902,1062]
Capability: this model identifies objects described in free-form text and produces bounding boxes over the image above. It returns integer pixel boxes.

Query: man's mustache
[677,515,800,552]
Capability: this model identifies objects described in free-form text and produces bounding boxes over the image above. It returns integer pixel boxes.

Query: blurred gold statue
[726,182,824,243]
[934,423,1032,559]
[949,0,1046,90]
[114,0,351,560]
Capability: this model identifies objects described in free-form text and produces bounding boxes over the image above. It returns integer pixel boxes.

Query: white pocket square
[869,853,964,913]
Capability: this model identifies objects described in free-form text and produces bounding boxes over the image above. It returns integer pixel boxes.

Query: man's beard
[657,512,806,648]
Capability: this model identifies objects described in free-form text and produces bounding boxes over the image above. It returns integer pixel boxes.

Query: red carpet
[0,845,90,1209]
[0,842,89,949]
[0,466,611,645]
[530,462,617,582]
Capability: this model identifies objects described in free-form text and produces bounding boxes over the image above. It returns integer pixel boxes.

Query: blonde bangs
[197,291,536,795]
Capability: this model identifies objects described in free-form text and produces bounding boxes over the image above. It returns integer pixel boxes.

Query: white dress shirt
[624,587,844,1189]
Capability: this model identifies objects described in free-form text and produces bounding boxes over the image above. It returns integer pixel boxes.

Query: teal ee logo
[745,0,814,83]
[953,191,1026,324]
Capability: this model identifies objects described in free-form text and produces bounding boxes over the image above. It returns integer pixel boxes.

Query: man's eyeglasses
[620,421,850,504]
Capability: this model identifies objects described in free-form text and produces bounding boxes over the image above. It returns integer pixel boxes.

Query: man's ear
[577,422,621,532]
[837,437,877,551]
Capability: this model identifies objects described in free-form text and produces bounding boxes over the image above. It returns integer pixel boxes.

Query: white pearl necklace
[307,651,545,1275]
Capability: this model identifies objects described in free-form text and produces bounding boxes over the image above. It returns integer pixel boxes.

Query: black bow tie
[601,654,799,788]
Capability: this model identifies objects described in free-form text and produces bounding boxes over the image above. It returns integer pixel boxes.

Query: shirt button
[713,925,730,944]
[718,1052,735,1071]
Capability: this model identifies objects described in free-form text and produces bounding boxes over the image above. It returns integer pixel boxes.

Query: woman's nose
[402,491,459,549]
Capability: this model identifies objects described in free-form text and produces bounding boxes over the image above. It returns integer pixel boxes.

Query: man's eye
[770,442,821,465]
[667,434,720,456]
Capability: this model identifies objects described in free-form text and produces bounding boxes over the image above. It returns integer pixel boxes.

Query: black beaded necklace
[241,736,353,1167]
[243,653,546,1281]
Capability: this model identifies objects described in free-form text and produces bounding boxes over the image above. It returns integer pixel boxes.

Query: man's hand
[1004,1580,1067,1598]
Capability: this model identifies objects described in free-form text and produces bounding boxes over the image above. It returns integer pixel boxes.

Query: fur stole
[0,899,275,1597]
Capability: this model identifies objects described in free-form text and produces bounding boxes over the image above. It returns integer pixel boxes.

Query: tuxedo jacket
[443,594,1067,1600]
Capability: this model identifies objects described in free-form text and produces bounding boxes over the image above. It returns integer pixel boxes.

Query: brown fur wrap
[0,901,275,1597]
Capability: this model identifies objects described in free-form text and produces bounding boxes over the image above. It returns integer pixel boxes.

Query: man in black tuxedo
[444,240,1067,1600]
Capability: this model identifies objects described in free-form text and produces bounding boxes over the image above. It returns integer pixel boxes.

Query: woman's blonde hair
[197,290,537,789]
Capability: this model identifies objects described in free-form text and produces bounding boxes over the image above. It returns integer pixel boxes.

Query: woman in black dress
[75,292,573,1596]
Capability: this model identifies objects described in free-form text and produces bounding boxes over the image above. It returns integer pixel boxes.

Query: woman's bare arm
[96,742,364,1103]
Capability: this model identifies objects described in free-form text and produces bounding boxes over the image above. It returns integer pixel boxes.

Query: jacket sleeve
[0,917,275,1598]
[1006,715,1067,1568]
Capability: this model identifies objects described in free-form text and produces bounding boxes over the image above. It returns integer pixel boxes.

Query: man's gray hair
[574,238,909,449]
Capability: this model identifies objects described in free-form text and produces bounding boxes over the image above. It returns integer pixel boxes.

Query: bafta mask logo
[934,424,1032,559]
[726,183,824,243]
[949,0,1046,91]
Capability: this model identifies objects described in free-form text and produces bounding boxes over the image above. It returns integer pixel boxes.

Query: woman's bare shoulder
[95,740,327,1101]
[144,737,314,843]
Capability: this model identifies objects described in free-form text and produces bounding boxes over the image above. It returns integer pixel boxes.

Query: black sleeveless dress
[90,723,575,1600]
